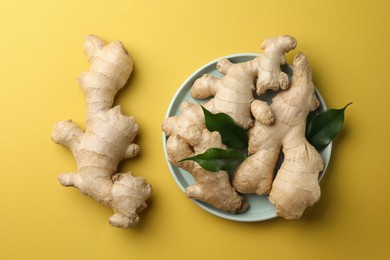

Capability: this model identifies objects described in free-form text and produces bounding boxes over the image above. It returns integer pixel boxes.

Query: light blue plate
[162,53,332,222]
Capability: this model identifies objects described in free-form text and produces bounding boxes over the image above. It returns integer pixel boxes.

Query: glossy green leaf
[306,102,352,150]
[201,106,248,150]
[180,148,246,172]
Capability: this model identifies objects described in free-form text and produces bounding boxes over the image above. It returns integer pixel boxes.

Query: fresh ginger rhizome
[52,35,152,228]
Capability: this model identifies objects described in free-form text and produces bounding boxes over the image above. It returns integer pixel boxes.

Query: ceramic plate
[162,53,332,222]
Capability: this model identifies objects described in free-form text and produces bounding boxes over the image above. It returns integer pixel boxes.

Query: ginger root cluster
[163,35,324,219]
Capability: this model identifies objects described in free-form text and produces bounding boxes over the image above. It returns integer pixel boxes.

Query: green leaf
[306,102,352,150]
[201,106,248,150]
[180,148,246,172]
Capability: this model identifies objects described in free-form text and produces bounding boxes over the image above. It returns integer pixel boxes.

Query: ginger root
[51,35,152,228]
[163,35,296,213]
[255,35,297,94]
[191,35,296,129]
[233,53,324,219]
[163,102,248,213]
[166,132,249,213]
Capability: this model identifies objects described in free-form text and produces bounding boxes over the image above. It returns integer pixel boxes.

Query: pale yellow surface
[1,0,389,259]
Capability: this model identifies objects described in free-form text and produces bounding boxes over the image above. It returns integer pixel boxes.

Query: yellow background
[1,0,389,259]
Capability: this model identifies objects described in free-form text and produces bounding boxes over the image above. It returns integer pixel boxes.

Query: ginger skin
[233,53,323,219]
[51,35,152,228]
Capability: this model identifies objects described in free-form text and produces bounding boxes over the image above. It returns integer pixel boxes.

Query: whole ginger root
[233,53,324,219]
[268,53,324,219]
[191,35,297,129]
[52,35,152,228]
[166,132,249,213]
[163,102,248,213]
[162,35,297,213]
